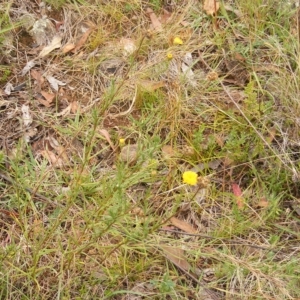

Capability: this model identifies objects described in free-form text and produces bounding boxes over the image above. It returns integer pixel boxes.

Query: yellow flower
[167,52,173,60]
[119,138,126,147]
[173,37,183,45]
[182,171,198,186]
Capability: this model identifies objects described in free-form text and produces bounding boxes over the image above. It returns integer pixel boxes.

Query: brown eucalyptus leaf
[161,245,191,272]
[41,91,55,103]
[146,8,162,32]
[99,129,115,151]
[203,0,220,16]
[72,27,93,53]
[170,217,197,234]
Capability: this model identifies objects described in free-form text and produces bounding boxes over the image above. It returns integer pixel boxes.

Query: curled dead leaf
[38,35,62,58]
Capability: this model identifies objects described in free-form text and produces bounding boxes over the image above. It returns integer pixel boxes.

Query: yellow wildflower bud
[173,37,183,45]
[151,170,157,176]
[182,171,198,186]
[167,52,173,60]
[119,138,126,147]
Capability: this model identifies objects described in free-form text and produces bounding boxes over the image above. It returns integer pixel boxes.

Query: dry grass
[1,0,300,299]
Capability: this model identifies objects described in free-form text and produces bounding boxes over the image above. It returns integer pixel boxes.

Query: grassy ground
[1,0,300,299]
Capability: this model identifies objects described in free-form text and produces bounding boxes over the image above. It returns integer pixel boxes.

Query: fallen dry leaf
[21,104,33,127]
[183,52,193,66]
[56,104,72,117]
[40,149,64,167]
[203,0,220,16]
[21,60,36,76]
[161,9,172,24]
[46,75,66,92]
[170,217,197,234]
[31,69,44,91]
[161,225,176,231]
[161,245,191,272]
[99,129,115,151]
[37,97,51,107]
[38,35,62,58]
[161,245,221,300]
[180,20,190,27]
[4,83,14,95]
[233,52,246,62]
[146,8,162,32]
[48,137,69,165]
[41,91,55,104]
[47,136,60,149]
[181,62,196,87]
[72,27,93,53]
[62,43,76,54]
[70,101,80,114]
[223,4,243,18]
